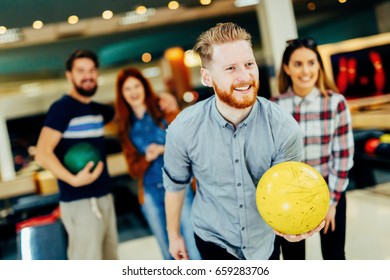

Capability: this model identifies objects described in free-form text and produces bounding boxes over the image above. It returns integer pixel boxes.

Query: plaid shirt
[272,87,354,205]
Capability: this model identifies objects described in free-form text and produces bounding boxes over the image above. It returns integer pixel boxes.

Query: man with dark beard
[163,23,325,260]
[35,49,119,259]
[36,50,179,260]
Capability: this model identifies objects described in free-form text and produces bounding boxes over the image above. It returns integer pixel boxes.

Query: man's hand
[165,190,187,259]
[71,161,104,187]
[275,220,326,242]
[169,234,189,260]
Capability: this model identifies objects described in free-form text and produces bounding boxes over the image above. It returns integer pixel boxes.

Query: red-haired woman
[115,67,201,260]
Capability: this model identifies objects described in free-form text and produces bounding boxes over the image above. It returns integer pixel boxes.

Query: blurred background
[0,0,390,260]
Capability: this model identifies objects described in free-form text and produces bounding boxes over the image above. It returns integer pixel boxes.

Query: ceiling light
[234,0,260,8]
[32,20,44,30]
[200,0,212,5]
[68,15,79,25]
[168,1,180,10]
[339,0,347,3]
[307,2,316,11]
[142,52,152,63]
[102,10,113,20]
[135,6,147,15]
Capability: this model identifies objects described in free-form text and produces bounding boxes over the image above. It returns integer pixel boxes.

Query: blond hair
[193,22,252,67]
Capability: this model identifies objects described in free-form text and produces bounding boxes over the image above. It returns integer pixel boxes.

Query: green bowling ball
[64,142,101,174]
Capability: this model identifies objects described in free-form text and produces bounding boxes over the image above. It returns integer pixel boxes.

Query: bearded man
[163,23,324,260]
[35,49,119,260]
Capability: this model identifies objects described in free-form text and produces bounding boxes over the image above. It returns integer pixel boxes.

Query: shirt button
[237,183,241,187]
[241,227,245,231]
[235,159,239,163]
[243,246,246,249]
[239,205,243,208]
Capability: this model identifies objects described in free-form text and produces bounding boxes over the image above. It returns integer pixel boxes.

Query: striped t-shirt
[44,94,114,202]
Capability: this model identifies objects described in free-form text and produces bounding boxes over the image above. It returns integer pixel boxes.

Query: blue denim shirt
[163,96,303,259]
[130,112,166,189]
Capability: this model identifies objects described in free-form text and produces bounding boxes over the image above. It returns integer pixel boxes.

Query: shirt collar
[292,87,320,105]
[211,96,258,128]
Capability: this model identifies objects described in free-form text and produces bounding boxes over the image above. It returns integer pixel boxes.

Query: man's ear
[65,70,71,82]
[200,67,212,87]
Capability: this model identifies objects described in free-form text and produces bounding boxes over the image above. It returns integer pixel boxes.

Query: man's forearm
[165,189,186,239]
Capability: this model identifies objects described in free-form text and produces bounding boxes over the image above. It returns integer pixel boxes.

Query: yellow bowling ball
[256,161,330,235]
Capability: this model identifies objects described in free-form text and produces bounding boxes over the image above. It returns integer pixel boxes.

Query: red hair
[115,68,163,139]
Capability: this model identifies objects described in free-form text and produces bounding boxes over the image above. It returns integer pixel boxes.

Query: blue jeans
[141,185,201,260]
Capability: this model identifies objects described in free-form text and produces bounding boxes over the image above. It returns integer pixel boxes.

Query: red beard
[214,80,259,109]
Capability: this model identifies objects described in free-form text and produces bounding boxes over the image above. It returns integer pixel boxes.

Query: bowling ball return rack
[350,129,390,189]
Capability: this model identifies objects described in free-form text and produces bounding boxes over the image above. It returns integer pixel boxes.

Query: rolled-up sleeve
[163,121,192,192]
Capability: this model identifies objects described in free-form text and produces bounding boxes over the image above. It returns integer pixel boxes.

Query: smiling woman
[273,37,355,260]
